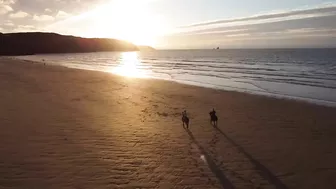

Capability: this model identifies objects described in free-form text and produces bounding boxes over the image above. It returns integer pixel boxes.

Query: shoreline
[11,56,336,108]
[1,57,336,188]
[171,78,336,108]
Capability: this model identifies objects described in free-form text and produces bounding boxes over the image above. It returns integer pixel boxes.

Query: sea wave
[16,49,336,107]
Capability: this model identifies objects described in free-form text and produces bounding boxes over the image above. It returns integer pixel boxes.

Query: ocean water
[17,49,336,107]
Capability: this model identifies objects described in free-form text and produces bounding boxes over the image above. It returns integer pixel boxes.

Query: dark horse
[182,111,190,129]
[209,109,218,127]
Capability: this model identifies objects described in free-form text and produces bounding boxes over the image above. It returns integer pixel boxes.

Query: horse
[182,114,190,129]
[210,111,218,127]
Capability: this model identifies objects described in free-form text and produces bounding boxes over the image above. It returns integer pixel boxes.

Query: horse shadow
[185,128,235,189]
[214,127,288,189]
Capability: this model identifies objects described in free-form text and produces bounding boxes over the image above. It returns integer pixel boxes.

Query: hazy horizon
[1,0,336,49]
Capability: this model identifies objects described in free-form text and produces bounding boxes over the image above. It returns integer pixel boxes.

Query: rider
[182,110,188,117]
[210,108,216,116]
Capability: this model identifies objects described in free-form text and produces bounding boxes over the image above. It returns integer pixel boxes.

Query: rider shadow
[185,128,235,189]
[214,127,288,189]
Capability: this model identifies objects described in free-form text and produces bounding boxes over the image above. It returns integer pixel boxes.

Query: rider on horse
[182,110,188,117]
[182,110,189,128]
[209,108,216,117]
[209,108,218,126]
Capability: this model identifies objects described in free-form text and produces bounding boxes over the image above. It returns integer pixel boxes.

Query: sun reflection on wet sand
[110,52,148,78]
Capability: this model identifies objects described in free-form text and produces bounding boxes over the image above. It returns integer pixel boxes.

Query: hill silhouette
[138,45,156,51]
[0,32,151,55]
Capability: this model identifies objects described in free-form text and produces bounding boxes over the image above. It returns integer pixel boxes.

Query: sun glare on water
[110,52,148,78]
[90,0,167,46]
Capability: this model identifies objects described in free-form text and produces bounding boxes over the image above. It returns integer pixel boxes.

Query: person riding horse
[182,110,189,128]
[182,110,187,117]
[210,108,216,116]
[209,108,218,126]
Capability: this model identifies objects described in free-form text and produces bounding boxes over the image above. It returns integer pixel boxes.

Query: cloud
[4,20,14,26]
[56,10,70,19]
[0,5,12,14]
[285,27,336,34]
[33,14,54,21]
[178,15,336,36]
[175,29,251,36]
[226,33,250,38]
[0,0,15,15]
[179,15,336,39]
[181,3,336,29]
[160,3,336,49]
[12,25,38,32]
[174,4,336,38]
[1,0,15,3]
[9,10,29,18]
[45,8,52,13]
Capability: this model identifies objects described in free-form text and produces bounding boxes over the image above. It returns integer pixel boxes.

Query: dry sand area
[0,57,336,189]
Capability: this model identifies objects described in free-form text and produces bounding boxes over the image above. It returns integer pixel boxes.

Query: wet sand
[0,57,336,189]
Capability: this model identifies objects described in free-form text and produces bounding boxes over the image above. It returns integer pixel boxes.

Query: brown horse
[210,109,218,127]
[182,114,189,128]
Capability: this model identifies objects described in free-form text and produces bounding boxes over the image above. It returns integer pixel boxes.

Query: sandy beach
[0,57,335,189]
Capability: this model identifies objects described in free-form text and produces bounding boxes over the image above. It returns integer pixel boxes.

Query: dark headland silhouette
[137,45,156,51]
[0,32,155,56]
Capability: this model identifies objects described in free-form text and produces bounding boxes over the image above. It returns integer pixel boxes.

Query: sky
[1,0,336,48]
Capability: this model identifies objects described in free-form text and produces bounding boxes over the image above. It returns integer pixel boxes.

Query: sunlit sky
[1,0,336,48]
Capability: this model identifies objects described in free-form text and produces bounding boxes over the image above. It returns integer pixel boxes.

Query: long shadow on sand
[185,128,235,189]
[215,127,288,189]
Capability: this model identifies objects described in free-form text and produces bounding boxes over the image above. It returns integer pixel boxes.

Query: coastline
[1,57,336,188]
[13,54,336,108]
[172,78,336,108]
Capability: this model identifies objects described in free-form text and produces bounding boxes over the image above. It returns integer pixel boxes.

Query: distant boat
[216,47,219,49]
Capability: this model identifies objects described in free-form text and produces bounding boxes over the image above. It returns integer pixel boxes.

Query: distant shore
[0,32,155,56]
[1,57,336,189]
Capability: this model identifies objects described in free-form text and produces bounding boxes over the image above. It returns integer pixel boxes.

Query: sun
[90,0,166,46]
[110,52,148,78]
